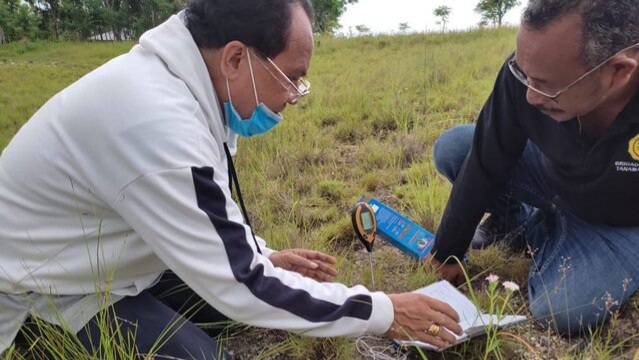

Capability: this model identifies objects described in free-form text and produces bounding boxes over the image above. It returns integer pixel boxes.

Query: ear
[219,41,248,80]
[607,56,638,89]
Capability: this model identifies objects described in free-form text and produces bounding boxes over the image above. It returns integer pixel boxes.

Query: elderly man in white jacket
[0,0,462,357]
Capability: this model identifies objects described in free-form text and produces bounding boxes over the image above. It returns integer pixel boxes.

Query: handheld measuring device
[351,202,377,289]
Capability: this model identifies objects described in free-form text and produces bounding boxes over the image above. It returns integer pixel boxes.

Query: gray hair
[522,0,639,68]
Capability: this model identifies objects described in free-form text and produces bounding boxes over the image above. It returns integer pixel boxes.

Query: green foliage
[0,0,41,42]
[311,0,358,34]
[433,5,452,32]
[475,0,521,27]
[354,24,369,35]
[0,0,182,42]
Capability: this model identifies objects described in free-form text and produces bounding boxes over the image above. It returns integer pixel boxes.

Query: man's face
[515,13,606,122]
[230,5,313,118]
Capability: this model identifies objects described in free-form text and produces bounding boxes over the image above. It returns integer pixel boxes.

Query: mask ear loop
[224,48,259,109]
[246,48,260,107]
[225,76,237,109]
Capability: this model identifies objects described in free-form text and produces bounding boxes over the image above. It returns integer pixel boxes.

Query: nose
[287,92,299,105]
[525,87,549,107]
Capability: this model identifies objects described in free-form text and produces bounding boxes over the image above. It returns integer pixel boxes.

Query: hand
[385,293,464,348]
[424,253,465,286]
[269,248,338,282]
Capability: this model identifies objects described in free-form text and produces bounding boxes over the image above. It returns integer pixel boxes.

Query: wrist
[431,249,465,265]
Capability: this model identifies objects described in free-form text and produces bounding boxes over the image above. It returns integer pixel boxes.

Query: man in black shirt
[430,0,639,334]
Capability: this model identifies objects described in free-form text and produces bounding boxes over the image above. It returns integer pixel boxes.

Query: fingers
[308,270,334,282]
[421,333,452,349]
[432,326,458,345]
[271,250,339,282]
[424,253,465,285]
[389,323,455,348]
[284,249,338,280]
[429,310,464,336]
[439,264,465,286]
[423,252,442,268]
[291,254,338,277]
[297,265,337,282]
[424,254,462,285]
[425,296,460,323]
[294,249,337,264]
[285,253,320,270]
[388,293,464,349]
[422,296,463,336]
[314,260,338,277]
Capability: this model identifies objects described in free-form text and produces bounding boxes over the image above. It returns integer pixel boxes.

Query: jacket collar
[137,11,239,154]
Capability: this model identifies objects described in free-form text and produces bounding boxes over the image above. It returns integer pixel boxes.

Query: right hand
[385,292,463,348]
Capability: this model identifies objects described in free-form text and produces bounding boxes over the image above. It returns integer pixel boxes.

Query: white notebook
[396,280,526,351]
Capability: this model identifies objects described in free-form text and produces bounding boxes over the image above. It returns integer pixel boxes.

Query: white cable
[355,336,409,360]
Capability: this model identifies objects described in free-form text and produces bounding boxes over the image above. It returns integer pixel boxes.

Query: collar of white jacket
[138,11,240,156]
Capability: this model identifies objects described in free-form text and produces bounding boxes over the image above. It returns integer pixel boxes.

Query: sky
[338,0,527,35]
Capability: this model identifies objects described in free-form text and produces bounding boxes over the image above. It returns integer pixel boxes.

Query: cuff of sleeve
[254,235,275,258]
[261,246,276,259]
[366,292,394,335]
[430,247,465,265]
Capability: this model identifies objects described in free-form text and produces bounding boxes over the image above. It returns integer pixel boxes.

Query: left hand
[269,248,338,282]
[423,253,465,286]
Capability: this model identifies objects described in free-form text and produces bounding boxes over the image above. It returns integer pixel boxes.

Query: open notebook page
[396,281,526,351]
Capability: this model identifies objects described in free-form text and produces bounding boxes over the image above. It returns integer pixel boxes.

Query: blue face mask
[223,51,283,138]
[224,100,283,137]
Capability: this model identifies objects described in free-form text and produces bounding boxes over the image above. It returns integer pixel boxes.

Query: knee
[433,125,474,182]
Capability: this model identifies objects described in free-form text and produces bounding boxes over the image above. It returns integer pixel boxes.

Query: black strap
[224,143,262,255]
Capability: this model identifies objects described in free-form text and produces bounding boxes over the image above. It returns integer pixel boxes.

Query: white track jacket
[0,12,393,352]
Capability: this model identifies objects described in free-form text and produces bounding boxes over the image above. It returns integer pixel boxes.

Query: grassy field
[1,30,638,359]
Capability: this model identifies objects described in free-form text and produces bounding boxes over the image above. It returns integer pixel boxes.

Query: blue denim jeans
[433,124,639,335]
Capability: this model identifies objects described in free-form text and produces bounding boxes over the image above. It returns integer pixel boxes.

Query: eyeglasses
[249,48,311,105]
[508,42,639,102]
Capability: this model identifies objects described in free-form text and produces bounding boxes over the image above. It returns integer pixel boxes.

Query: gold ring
[427,323,441,336]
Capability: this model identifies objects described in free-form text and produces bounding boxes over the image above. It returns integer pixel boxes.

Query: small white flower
[486,274,499,283]
[503,281,520,292]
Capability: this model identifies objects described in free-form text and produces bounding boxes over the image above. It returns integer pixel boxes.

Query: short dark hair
[522,0,639,68]
[185,0,314,58]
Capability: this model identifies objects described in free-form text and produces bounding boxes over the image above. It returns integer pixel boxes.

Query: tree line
[0,0,187,42]
[0,0,356,43]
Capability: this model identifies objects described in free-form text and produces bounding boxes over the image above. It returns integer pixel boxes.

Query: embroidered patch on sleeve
[630,134,639,161]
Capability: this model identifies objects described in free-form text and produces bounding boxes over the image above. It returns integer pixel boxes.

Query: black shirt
[432,56,639,263]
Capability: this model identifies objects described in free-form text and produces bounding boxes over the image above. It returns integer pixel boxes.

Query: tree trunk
[0,26,5,44]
